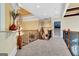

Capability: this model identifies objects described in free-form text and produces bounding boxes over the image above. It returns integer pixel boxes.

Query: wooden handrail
[64,7,79,17]
[64,13,79,17]
[67,7,79,12]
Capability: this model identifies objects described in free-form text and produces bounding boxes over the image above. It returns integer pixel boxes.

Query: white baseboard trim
[9,47,17,56]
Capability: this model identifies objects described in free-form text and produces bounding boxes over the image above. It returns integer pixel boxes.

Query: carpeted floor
[16,37,71,56]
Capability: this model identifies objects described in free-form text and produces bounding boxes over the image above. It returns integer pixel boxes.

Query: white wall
[62,16,79,32]
[0,4,1,30]
[0,31,17,56]
[0,3,5,31]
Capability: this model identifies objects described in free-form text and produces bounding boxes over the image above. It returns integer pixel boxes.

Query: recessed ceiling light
[55,11,58,14]
[36,5,40,8]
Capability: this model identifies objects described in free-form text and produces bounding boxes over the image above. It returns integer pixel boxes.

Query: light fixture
[55,11,59,14]
[36,5,40,8]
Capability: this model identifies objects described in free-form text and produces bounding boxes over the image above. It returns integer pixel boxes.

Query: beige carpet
[16,37,71,56]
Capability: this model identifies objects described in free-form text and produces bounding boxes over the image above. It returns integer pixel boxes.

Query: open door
[54,21,61,37]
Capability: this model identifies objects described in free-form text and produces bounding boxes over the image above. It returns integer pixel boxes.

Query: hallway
[16,37,71,56]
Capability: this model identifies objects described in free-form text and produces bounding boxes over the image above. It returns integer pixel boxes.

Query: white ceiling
[18,3,66,19]
[68,3,79,9]
[11,3,66,20]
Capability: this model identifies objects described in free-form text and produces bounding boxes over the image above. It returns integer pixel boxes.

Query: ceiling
[11,3,66,19]
[68,3,79,9]
[19,3,66,19]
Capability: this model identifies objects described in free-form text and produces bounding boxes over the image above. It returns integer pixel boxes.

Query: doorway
[54,21,61,37]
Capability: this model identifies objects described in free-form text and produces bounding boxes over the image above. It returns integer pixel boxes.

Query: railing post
[68,29,70,49]
[27,32,29,44]
[63,29,66,42]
